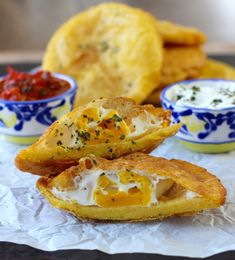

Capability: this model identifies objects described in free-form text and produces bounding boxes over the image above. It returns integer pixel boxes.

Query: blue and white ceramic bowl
[161,79,235,153]
[0,73,77,144]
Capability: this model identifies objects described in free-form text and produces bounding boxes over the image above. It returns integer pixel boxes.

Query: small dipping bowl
[160,79,235,153]
[0,73,77,144]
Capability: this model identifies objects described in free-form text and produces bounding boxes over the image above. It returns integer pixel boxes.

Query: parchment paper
[0,137,235,257]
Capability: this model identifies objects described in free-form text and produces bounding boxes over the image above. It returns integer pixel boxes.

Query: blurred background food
[1,0,235,51]
[1,0,235,107]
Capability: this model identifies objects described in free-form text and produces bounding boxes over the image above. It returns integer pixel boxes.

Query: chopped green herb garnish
[211,99,222,106]
[95,130,100,136]
[77,130,91,141]
[111,114,122,122]
[57,140,63,146]
[99,41,109,52]
[120,134,125,140]
[192,86,200,92]
[176,95,183,100]
[92,159,97,165]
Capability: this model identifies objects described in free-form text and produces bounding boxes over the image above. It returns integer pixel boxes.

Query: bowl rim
[176,135,235,144]
[160,78,235,112]
[0,72,77,105]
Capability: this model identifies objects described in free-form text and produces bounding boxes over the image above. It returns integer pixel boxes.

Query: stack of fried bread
[42,2,235,108]
[145,23,235,106]
[15,97,226,221]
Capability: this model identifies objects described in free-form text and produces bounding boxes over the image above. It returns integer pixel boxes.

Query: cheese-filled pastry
[15,97,180,176]
[37,153,226,222]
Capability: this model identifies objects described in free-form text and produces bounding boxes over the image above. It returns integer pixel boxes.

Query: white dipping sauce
[166,83,235,108]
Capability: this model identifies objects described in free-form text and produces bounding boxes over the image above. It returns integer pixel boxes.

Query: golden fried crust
[197,58,235,80]
[87,153,226,205]
[144,58,235,107]
[144,90,162,107]
[15,97,180,176]
[36,153,226,221]
[158,20,207,46]
[159,46,206,88]
[144,46,206,106]
[42,3,163,106]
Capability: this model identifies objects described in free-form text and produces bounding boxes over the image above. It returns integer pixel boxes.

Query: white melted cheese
[185,190,200,199]
[167,83,235,108]
[129,113,163,137]
[51,169,168,206]
[52,169,104,205]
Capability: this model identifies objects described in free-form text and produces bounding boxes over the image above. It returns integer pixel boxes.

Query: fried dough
[160,46,206,88]
[144,90,162,107]
[144,46,206,106]
[37,153,226,221]
[144,58,235,107]
[15,97,180,176]
[197,58,235,80]
[158,20,207,46]
[42,3,163,106]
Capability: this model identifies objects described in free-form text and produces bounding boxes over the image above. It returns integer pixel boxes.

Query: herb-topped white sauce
[166,82,235,108]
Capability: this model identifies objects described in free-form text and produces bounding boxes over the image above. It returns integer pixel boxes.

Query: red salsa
[0,67,71,101]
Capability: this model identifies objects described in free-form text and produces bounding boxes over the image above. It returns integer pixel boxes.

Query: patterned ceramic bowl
[0,73,77,144]
[161,79,235,153]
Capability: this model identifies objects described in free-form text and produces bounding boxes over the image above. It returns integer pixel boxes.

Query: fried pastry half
[37,153,226,222]
[15,97,180,176]
[158,20,207,46]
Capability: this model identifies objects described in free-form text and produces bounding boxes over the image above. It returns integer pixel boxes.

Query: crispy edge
[159,46,206,88]
[37,177,217,222]
[120,153,226,205]
[158,20,207,46]
[197,58,235,79]
[15,124,180,176]
[15,97,180,176]
[36,153,225,221]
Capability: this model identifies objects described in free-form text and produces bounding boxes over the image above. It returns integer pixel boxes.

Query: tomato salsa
[0,67,71,101]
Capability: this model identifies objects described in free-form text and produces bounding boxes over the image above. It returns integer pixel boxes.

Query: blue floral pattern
[162,100,235,141]
[196,111,235,139]
[0,106,5,127]
[2,100,66,131]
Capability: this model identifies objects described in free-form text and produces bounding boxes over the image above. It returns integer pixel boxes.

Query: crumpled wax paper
[0,137,235,257]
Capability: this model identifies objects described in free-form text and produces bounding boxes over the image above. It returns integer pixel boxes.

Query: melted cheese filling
[51,106,163,149]
[51,169,176,207]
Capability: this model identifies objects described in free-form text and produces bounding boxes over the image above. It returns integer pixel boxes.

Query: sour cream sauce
[167,83,235,108]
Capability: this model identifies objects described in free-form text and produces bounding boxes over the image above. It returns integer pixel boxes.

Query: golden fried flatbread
[144,90,162,107]
[42,3,163,106]
[158,20,207,46]
[197,58,235,79]
[15,97,180,176]
[160,46,206,88]
[37,153,226,221]
[145,58,235,106]
[144,46,206,106]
